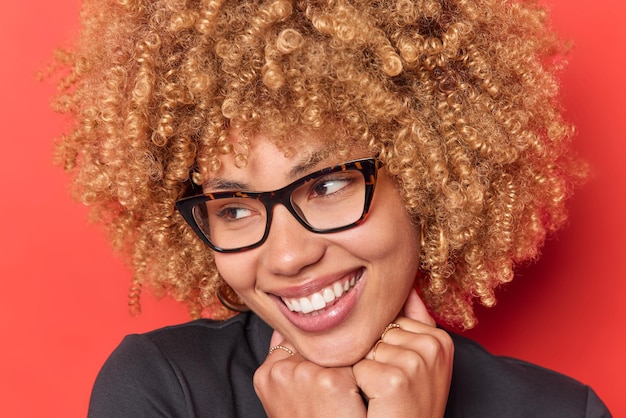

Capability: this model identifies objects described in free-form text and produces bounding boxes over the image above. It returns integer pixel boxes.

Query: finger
[401,287,436,326]
[356,335,454,397]
[269,329,284,347]
[353,354,450,418]
[266,330,297,361]
[365,323,453,361]
[353,358,404,400]
[370,332,452,367]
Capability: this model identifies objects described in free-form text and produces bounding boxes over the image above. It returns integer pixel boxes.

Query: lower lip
[273,271,365,333]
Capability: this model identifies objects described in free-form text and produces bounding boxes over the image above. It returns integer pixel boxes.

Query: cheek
[339,201,421,276]
[373,222,420,270]
[214,254,256,293]
[359,184,421,265]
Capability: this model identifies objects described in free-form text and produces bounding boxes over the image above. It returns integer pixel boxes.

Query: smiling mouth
[281,269,364,315]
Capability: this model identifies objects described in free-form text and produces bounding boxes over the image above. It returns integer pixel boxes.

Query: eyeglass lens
[191,169,367,251]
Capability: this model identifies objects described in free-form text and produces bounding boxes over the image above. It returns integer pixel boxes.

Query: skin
[208,129,454,416]
[257,291,453,417]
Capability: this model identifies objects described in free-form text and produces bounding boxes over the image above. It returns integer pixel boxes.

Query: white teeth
[284,299,294,311]
[311,293,326,310]
[281,270,362,315]
[300,297,314,314]
[333,282,344,297]
[291,298,301,312]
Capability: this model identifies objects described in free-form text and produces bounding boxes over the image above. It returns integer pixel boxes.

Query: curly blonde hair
[53,0,583,329]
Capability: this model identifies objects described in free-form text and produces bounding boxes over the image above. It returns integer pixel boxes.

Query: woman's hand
[353,289,454,418]
[253,288,453,417]
[253,331,367,418]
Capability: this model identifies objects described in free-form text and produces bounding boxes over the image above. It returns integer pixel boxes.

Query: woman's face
[209,130,422,367]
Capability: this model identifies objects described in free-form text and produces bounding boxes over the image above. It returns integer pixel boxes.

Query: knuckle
[434,329,455,358]
[382,367,411,393]
[254,360,295,390]
[423,334,442,355]
[316,369,343,392]
[420,329,454,358]
[253,366,269,392]
[402,350,425,372]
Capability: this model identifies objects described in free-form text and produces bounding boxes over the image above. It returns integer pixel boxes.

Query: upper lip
[267,268,363,299]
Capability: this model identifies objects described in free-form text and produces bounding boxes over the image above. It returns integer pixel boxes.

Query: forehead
[203,128,370,190]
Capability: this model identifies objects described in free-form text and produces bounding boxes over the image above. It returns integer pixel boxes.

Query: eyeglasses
[176,158,381,253]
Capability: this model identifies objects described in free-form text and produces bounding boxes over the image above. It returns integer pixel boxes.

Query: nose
[260,205,325,276]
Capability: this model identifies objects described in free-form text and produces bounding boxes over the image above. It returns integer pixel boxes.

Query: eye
[214,205,256,221]
[310,174,354,198]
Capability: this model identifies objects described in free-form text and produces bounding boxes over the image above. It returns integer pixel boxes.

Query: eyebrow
[289,150,327,179]
[203,149,332,192]
[203,179,250,191]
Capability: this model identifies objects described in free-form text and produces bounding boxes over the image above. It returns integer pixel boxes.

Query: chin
[300,342,371,367]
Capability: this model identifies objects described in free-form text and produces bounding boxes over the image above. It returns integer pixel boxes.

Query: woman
[53,0,611,416]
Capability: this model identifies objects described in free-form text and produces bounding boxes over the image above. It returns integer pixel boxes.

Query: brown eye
[215,205,255,221]
[310,175,355,198]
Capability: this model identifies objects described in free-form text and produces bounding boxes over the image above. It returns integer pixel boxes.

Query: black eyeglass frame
[175,158,381,253]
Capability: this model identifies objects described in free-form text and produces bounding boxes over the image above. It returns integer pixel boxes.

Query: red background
[1,1,624,416]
